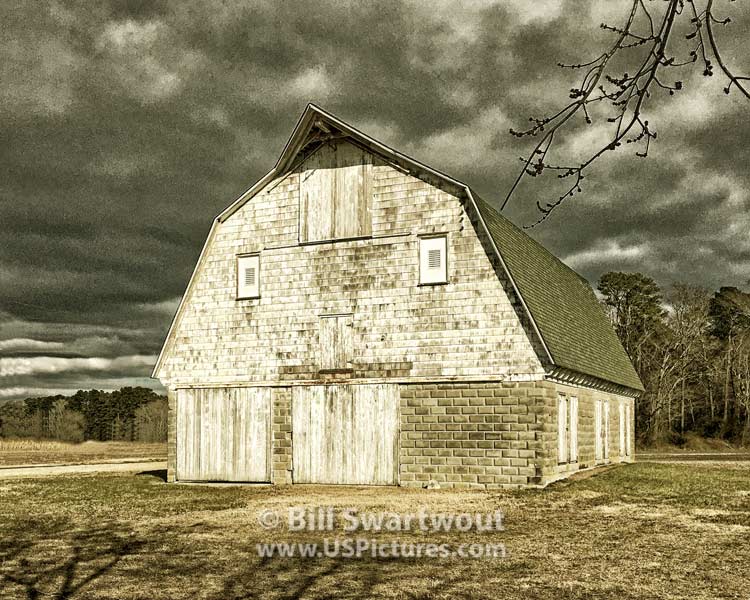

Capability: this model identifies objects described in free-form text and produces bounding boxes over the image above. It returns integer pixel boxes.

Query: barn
[152,104,643,488]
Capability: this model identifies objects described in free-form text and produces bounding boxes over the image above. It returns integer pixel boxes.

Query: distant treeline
[0,387,167,443]
[598,273,750,446]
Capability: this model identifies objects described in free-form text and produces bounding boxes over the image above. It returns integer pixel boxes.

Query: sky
[1,0,748,402]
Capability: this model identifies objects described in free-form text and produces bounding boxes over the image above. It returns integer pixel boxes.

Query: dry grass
[0,439,166,466]
[0,461,748,599]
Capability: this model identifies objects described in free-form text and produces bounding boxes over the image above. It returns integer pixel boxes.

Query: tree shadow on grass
[0,518,145,600]
[210,553,483,600]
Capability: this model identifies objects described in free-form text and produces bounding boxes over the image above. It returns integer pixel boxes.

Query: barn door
[176,387,272,482]
[292,384,399,485]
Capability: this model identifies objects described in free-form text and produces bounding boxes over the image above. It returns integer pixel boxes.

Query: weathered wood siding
[175,387,272,482]
[157,140,544,386]
[292,384,399,484]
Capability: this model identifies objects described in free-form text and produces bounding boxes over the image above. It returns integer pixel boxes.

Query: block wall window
[569,396,578,463]
[557,394,568,464]
[419,235,448,284]
[619,402,626,456]
[237,254,260,299]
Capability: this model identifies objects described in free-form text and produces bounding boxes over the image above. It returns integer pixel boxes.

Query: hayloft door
[319,314,353,372]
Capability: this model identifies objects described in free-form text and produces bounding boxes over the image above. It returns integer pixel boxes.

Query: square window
[419,235,447,284]
[237,254,260,298]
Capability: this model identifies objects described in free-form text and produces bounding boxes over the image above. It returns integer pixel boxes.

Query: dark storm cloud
[1,0,748,400]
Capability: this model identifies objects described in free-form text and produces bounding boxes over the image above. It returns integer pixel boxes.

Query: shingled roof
[473,194,644,392]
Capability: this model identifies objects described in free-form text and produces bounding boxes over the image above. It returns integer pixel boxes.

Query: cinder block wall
[272,387,293,484]
[399,381,548,489]
[536,381,636,485]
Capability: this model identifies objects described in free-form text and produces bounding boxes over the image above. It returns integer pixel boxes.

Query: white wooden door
[569,396,578,463]
[625,403,632,456]
[603,400,610,460]
[557,395,568,463]
[176,387,272,482]
[319,314,353,371]
[594,399,603,461]
[292,384,399,485]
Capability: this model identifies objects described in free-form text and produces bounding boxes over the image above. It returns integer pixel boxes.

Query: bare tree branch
[505,0,749,225]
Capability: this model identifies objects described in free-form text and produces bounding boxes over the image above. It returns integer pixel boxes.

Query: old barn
[152,105,643,488]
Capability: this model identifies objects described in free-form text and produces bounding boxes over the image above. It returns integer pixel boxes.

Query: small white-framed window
[619,402,626,456]
[557,394,568,464]
[237,254,260,299]
[419,235,447,284]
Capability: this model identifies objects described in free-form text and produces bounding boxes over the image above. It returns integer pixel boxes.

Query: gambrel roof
[154,104,643,393]
[473,196,643,392]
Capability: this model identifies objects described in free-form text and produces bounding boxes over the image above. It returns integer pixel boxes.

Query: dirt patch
[0,461,167,479]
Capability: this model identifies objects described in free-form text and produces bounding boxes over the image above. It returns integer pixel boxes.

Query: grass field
[0,461,748,599]
[0,440,166,466]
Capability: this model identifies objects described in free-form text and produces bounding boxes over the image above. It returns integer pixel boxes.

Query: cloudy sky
[1,0,748,402]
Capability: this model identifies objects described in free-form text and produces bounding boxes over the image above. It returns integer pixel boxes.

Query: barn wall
[167,380,635,487]
[156,141,544,387]
[535,381,635,485]
[399,381,547,489]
